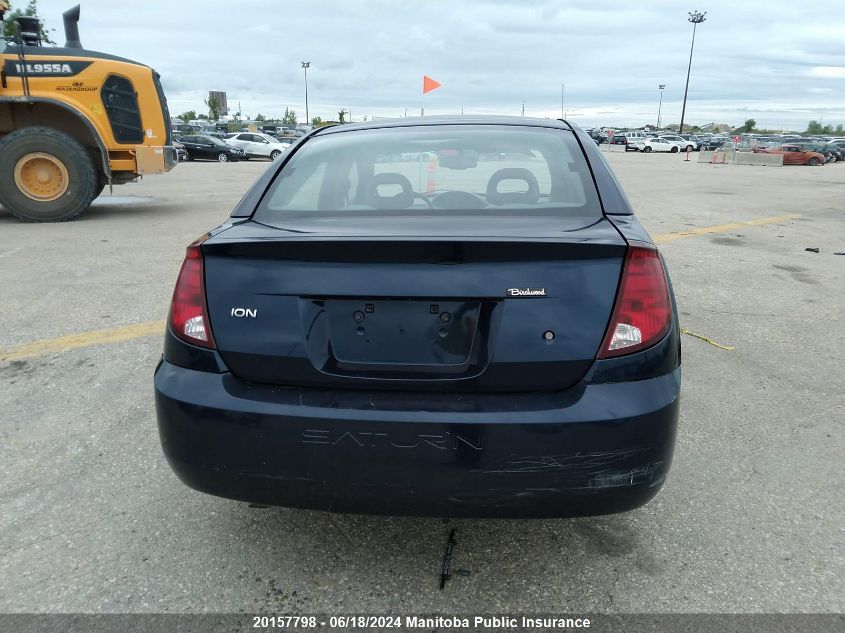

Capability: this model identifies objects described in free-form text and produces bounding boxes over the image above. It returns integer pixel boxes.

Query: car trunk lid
[202,217,626,392]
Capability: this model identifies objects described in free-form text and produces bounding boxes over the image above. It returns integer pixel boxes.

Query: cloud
[32,0,845,128]
[809,66,845,78]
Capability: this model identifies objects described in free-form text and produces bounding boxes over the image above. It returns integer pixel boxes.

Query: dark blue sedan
[154,116,681,518]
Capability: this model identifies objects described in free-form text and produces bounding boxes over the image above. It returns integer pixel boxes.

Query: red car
[754,145,825,166]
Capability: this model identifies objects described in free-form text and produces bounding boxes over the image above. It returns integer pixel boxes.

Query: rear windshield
[254,125,601,223]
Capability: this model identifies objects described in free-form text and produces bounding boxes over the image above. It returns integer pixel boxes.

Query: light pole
[657,84,666,130]
[679,10,706,133]
[561,83,565,119]
[301,61,310,126]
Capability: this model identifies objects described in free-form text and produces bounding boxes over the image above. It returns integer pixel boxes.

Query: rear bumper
[133,145,177,174]
[154,362,680,518]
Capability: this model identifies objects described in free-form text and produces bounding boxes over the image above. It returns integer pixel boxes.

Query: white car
[660,134,698,151]
[225,132,291,160]
[636,138,682,153]
[622,131,649,151]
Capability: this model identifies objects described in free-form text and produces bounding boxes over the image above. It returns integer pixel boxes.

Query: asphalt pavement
[0,151,843,613]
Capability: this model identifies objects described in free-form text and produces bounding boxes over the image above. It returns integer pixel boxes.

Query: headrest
[485,168,540,206]
[367,172,414,209]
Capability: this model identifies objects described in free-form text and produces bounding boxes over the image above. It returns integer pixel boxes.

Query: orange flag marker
[423,75,442,94]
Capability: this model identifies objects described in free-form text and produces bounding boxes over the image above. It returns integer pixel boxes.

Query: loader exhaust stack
[63,4,82,49]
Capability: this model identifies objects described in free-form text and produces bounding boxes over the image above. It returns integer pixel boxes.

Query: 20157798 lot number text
[252,615,405,629]
[253,615,317,628]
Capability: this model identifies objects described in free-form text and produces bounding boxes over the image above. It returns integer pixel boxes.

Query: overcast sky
[30,0,845,129]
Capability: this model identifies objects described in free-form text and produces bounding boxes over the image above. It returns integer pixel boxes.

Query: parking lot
[1,151,843,613]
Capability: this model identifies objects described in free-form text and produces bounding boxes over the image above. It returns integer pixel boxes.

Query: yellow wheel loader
[0,3,176,222]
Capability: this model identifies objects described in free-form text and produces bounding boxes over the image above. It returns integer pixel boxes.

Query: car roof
[314,115,575,136]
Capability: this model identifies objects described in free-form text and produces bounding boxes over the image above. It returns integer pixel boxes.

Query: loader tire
[0,127,99,222]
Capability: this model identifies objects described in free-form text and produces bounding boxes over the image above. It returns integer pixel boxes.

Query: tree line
[178,104,353,129]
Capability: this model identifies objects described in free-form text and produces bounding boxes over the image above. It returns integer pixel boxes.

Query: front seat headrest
[367,172,414,209]
[485,168,540,206]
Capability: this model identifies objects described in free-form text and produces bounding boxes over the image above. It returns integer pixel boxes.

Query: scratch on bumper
[469,449,665,491]
[476,448,647,474]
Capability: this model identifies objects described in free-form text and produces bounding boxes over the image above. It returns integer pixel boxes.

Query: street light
[561,83,565,119]
[301,61,310,126]
[657,84,666,130]
[679,10,706,133]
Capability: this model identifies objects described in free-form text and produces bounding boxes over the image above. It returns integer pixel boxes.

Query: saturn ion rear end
[154,117,680,518]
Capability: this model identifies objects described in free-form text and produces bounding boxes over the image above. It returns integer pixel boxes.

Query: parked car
[172,123,192,137]
[825,140,845,160]
[225,132,291,160]
[750,136,773,147]
[179,135,244,162]
[754,145,826,166]
[823,145,843,162]
[154,117,681,518]
[700,136,730,150]
[173,140,188,162]
[275,132,303,143]
[622,131,648,151]
[790,140,840,163]
[636,137,682,153]
[608,134,628,147]
[399,150,438,161]
[675,135,701,151]
[586,129,607,144]
[660,134,697,151]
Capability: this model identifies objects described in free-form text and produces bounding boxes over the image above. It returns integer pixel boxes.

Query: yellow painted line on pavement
[0,213,800,363]
[680,327,735,351]
[1,320,166,363]
[654,213,800,243]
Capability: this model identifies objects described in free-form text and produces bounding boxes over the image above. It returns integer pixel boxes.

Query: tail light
[597,245,671,359]
[168,234,216,349]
